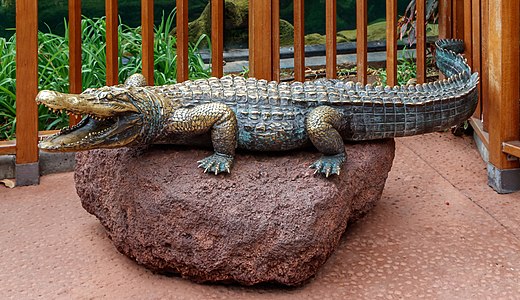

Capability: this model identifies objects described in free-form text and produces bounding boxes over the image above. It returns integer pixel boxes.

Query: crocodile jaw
[38,115,142,152]
[36,90,139,117]
[36,90,143,152]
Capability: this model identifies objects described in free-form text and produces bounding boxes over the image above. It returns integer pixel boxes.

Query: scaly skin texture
[36,39,479,176]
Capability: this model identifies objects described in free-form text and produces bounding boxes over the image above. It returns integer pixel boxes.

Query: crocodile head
[36,85,159,152]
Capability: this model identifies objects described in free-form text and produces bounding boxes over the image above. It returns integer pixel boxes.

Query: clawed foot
[198,152,234,175]
[309,153,346,177]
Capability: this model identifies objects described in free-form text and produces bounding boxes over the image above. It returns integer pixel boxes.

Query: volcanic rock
[74,139,395,286]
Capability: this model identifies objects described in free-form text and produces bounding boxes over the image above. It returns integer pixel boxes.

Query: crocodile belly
[237,121,309,151]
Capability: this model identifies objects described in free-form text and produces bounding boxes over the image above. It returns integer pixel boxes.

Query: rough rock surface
[74,140,395,286]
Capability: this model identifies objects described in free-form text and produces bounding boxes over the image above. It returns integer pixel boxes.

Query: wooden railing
[4,0,519,188]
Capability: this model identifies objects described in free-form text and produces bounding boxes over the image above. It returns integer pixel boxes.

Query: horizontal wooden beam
[0,131,60,156]
[0,141,16,155]
[469,117,489,149]
[503,141,520,159]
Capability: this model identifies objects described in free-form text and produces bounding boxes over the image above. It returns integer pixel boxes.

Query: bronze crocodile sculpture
[36,39,478,177]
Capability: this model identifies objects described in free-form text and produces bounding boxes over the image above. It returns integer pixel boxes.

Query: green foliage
[0,34,16,139]
[0,12,210,140]
[374,49,418,86]
[398,0,439,45]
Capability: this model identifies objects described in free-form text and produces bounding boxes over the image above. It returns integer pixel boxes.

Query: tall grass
[0,11,210,140]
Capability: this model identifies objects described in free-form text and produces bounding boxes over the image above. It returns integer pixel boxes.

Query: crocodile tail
[435,39,471,78]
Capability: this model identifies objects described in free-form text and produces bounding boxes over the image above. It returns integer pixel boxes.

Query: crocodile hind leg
[306,106,346,177]
[167,103,237,174]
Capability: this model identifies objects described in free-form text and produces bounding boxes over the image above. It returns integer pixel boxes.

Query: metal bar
[385,0,398,86]
[487,0,520,169]
[176,0,189,82]
[142,0,154,85]
[293,0,305,82]
[211,0,224,78]
[356,0,367,84]
[325,0,337,79]
[416,0,426,84]
[15,0,39,165]
[106,0,119,85]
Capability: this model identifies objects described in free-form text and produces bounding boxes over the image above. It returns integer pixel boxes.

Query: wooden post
[293,0,305,82]
[15,0,40,185]
[249,0,273,80]
[69,0,82,125]
[325,0,337,79]
[106,0,119,85]
[176,0,189,82]
[356,0,367,84]
[486,0,520,192]
[386,0,398,86]
[211,0,224,78]
[142,0,154,85]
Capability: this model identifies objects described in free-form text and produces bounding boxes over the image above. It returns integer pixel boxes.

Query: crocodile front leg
[167,103,237,174]
[306,106,346,177]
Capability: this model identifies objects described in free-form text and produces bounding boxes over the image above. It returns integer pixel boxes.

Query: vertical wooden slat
[15,0,39,165]
[452,0,465,39]
[176,0,189,82]
[438,0,452,39]
[293,0,305,82]
[325,0,337,79]
[416,0,426,84]
[471,0,482,118]
[211,0,224,78]
[463,0,473,67]
[211,0,224,77]
[487,0,520,169]
[106,0,119,85]
[386,0,398,86]
[69,0,82,125]
[356,0,368,84]
[142,0,154,85]
[249,0,272,80]
[481,0,489,129]
[271,0,280,81]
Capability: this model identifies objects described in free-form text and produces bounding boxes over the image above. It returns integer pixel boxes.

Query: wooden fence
[1,0,519,189]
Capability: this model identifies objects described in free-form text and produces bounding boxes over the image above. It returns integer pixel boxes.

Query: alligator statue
[36,39,478,177]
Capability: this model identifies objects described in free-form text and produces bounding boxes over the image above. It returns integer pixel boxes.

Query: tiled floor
[1,132,519,299]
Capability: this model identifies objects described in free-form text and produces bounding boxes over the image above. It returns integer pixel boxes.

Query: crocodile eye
[106,94,113,100]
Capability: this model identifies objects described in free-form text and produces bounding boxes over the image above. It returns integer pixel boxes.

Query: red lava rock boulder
[74,140,395,286]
